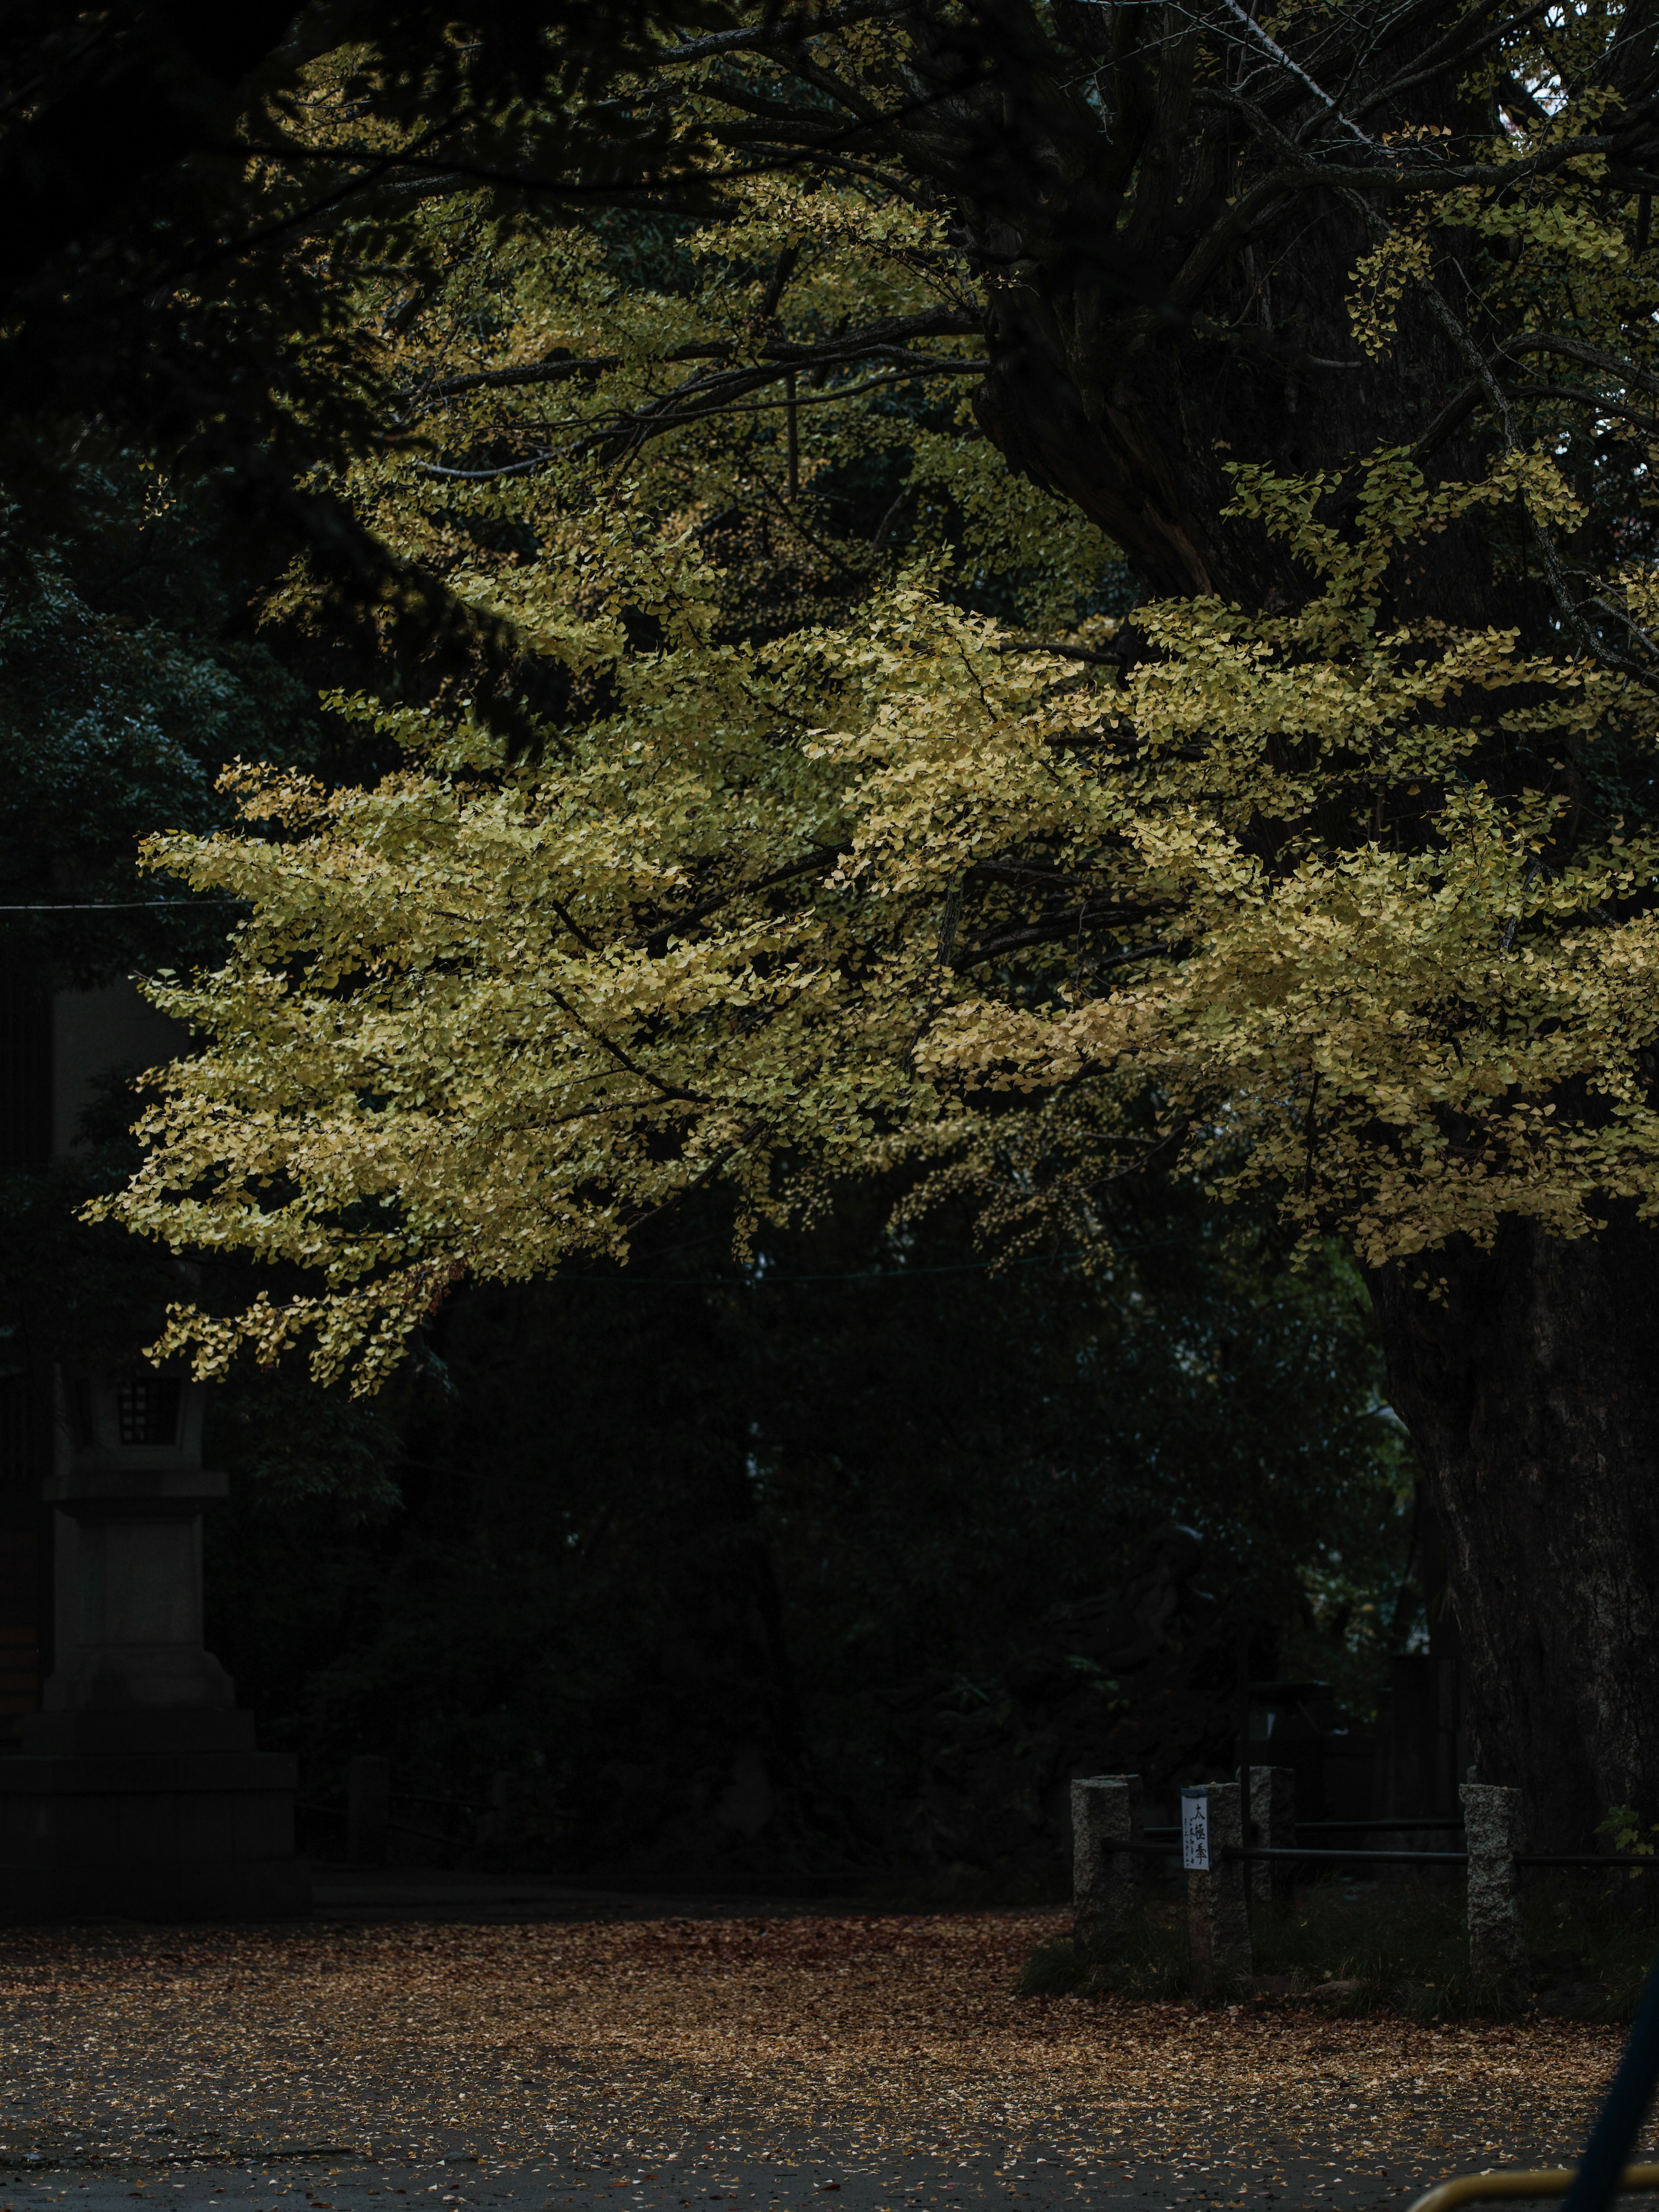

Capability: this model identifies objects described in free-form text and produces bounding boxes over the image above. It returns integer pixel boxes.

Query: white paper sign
[1181,1786,1211,1872]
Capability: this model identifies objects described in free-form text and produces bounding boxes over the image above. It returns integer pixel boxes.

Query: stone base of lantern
[0,1709,310,1920]
[0,1373,311,1920]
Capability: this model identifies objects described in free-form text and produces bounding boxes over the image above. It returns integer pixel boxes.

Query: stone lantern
[39,1369,232,1729]
[0,1367,308,1916]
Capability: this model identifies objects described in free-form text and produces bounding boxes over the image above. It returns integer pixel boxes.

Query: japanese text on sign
[1181,1786,1210,1871]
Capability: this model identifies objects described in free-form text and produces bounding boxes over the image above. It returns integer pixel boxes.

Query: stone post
[1071,1773,1144,1965]
[1462,1781,1527,2007]
[347,1754,391,1866]
[1187,1780,1252,1997]
[41,1374,233,1717]
[0,1367,307,1917]
[1248,1763,1298,1913]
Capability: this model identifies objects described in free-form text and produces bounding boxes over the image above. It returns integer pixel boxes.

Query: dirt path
[0,1912,1640,2212]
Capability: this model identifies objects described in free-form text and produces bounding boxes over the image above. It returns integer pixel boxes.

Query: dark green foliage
[200,1185,1408,1877]
[0,450,319,982]
[1014,1910,1189,2002]
[1015,1877,1659,2019]
[1013,1937,1088,1997]
[0,16,1415,1881]
[0,5,735,748]
[0,442,337,1370]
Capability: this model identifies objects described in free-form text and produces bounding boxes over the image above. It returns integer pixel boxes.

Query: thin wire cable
[0,899,243,912]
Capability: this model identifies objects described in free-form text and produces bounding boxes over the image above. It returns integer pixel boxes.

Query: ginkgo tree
[90,0,1659,1847]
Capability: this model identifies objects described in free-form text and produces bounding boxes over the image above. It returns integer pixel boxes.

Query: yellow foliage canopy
[86,15,1659,1387]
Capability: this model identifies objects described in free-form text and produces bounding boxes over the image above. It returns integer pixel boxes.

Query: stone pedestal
[1186,1780,1251,1997]
[1462,1780,1526,2008]
[1072,1773,1143,1965]
[1247,1763,1297,1913]
[0,1371,308,1920]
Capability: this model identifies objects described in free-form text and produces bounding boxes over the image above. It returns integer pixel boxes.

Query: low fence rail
[298,1755,524,1865]
[1072,1770,1650,2002]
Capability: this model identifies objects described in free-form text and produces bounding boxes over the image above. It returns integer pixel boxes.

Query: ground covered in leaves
[0,1912,1642,2204]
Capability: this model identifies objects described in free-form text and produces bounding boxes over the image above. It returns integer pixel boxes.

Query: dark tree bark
[590,1247,805,1865]
[689,0,1659,1842]
[1370,1220,1659,1849]
[944,7,1659,1847]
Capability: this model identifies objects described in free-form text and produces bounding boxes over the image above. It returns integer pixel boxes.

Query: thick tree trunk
[930,20,1654,1845]
[1369,1215,1659,1848]
[890,1,1659,1842]
[969,219,1500,619]
[976,276,1651,1835]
